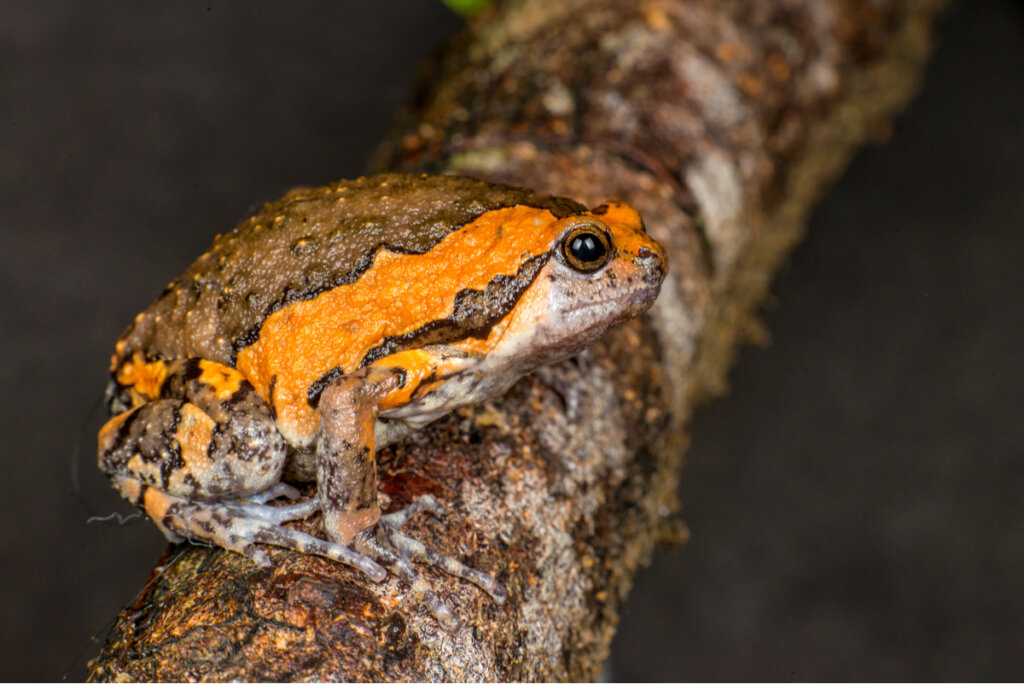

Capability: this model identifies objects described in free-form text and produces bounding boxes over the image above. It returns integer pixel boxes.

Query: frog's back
[113,174,586,369]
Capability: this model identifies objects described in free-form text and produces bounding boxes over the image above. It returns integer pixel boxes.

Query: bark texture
[89,0,948,680]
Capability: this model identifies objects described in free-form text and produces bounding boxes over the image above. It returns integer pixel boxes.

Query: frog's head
[489,200,667,369]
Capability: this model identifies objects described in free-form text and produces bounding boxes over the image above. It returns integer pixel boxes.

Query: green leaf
[442,0,491,17]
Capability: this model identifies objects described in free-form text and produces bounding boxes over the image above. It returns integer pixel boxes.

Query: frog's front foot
[354,495,507,630]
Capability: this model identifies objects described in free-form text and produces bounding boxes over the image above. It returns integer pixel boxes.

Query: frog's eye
[560,225,612,273]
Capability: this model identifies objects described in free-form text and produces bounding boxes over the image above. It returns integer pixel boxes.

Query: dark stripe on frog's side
[267,375,278,421]
[305,251,550,409]
[112,174,585,371]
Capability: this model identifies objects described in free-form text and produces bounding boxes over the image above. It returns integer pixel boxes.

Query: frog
[98,172,666,627]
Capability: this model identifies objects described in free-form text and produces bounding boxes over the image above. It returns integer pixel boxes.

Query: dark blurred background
[1,1,1020,680]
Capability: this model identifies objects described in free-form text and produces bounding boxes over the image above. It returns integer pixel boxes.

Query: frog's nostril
[638,246,653,259]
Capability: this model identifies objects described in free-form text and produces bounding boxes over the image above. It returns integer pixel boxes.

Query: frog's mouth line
[564,285,661,315]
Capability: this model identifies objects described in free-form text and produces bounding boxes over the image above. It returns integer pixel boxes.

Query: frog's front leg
[317,368,507,629]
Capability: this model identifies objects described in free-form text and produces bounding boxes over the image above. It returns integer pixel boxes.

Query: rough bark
[88,0,949,680]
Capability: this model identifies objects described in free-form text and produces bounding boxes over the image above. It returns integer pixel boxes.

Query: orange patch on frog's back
[197,360,245,401]
[113,352,168,404]
[236,204,565,444]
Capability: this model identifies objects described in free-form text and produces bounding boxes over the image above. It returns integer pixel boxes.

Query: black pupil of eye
[569,232,606,263]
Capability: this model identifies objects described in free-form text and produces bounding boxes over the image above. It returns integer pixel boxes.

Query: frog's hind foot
[222,495,320,525]
[123,478,387,581]
[355,496,507,631]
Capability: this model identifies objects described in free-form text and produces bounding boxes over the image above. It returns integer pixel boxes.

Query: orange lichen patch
[114,351,168,401]
[198,360,245,401]
[766,53,792,82]
[737,71,765,97]
[236,205,566,442]
[641,3,672,32]
[171,402,217,495]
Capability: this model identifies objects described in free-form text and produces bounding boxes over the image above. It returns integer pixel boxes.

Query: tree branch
[88,0,949,680]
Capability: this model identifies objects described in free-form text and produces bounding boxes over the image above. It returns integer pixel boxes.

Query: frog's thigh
[316,368,403,546]
[98,395,285,501]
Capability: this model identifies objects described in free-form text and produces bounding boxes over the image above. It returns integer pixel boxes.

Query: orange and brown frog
[98,173,666,627]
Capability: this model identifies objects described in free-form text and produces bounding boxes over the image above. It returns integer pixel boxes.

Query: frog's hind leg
[98,357,385,579]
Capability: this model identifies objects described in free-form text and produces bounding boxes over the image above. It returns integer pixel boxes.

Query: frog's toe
[234,517,387,582]
[355,517,507,628]
[377,496,507,604]
[239,542,272,568]
[354,522,461,631]
[246,482,301,504]
[225,497,320,525]
[422,588,458,631]
[412,536,508,604]
[380,494,444,528]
